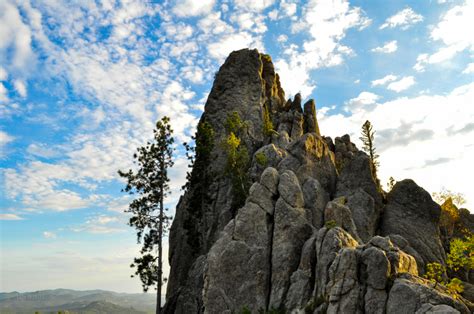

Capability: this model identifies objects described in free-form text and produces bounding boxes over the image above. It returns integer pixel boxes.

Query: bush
[262,104,276,137]
[424,262,445,285]
[222,112,250,209]
[255,151,268,167]
[325,220,337,229]
[446,278,464,299]
[447,235,474,272]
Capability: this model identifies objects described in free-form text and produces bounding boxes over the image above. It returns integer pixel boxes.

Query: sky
[0,0,473,296]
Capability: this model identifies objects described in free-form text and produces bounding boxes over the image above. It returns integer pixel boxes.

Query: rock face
[164,49,473,313]
[380,179,446,272]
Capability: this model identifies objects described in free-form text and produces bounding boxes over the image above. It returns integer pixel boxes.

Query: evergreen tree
[360,120,380,179]
[118,116,174,314]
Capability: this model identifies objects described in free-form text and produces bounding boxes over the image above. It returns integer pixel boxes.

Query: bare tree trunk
[157,168,164,314]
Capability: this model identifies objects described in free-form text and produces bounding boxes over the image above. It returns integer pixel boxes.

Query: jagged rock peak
[164,49,473,314]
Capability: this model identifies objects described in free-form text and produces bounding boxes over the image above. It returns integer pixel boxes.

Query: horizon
[1,0,473,297]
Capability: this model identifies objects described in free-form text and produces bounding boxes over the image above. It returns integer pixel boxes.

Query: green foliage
[424,262,446,285]
[359,120,380,179]
[182,120,215,253]
[255,151,268,167]
[424,261,466,299]
[240,306,252,314]
[118,116,174,314]
[262,104,276,137]
[183,120,215,191]
[304,300,315,314]
[225,111,247,134]
[447,235,474,272]
[222,111,251,208]
[446,278,464,299]
[325,220,337,229]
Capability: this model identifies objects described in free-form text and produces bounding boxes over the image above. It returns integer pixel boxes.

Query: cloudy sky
[1,0,473,295]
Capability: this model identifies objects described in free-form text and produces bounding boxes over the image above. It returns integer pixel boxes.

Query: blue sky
[0,0,473,295]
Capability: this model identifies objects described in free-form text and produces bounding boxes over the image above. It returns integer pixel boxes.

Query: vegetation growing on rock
[222,111,251,208]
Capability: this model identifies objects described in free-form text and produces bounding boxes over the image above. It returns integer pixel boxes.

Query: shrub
[240,306,252,314]
[446,278,464,299]
[222,112,250,209]
[424,262,446,285]
[447,235,474,272]
[262,104,276,137]
[255,151,268,167]
[325,220,337,229]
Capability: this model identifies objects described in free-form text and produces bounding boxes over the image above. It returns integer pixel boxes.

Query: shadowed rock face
[164,49,473,314]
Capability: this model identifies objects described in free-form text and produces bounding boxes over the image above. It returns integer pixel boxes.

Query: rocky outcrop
[165,49,472,313]
[380,179,446,272]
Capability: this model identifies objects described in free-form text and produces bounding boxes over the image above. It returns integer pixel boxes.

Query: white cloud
[371,40,398,53]
[71,214,125,234]
[43,231,57,239]
[0,67,7,81]
[463,63,474,74]
[27,143,60,158]
[234,0,275,12]
[0,0,34,70]
[13,79,27,97]
[380,7,423,30]
[387,76,415,92]
[268,9,278,20]
[277,34,288,43]
[172,0,216,17]
[320,83,474,209]
[345,91,379,111]
[0,83,8,102]
[414,1,473,71]
[0,213,23,220]
[279,0,297,18]
[231,12,267,33]
[371,74,398,86]
[207,32,263,61]
[276,0,371,97]
[0,130,14,148]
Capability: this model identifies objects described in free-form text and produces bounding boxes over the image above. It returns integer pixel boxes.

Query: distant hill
[0,289,155,314]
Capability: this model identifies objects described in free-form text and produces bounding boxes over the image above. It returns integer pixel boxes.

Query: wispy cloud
[43,231,57,239]
[371,40,398,53]
[275,0,371,97]
[0,213,23,220]
[380,8,423,30]
[371,74,398,86]
[387,76,415,92]
[414,1,473,71]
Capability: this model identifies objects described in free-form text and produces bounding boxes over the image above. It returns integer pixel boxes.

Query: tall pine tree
[360,120,380,180]
[118,116,174,314]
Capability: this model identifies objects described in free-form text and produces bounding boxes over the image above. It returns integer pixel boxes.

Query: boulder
[278,170,304,208]
[314,227,359,299]
[381,179,446,272]
[386,274,470,314]
[324,200,360,242]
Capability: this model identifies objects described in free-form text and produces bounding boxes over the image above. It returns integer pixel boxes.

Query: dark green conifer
[118,116,174,314]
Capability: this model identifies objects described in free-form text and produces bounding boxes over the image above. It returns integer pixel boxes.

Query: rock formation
[164,49,473,313]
